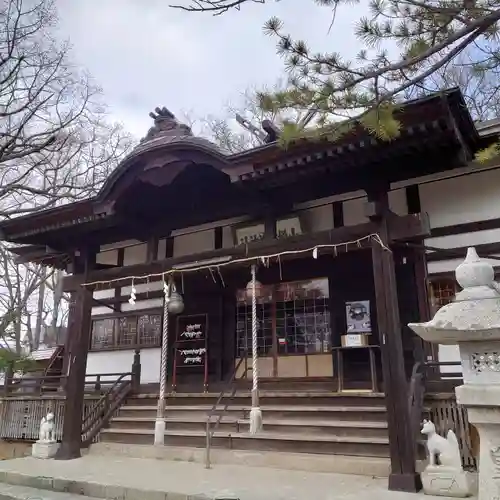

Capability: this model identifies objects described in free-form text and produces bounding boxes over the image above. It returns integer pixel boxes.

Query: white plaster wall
[343,197,368,226]
[158,238,167,259]
[388,188,408,216]
[124,243,147,266]
[91,306,113,316]
[420,170,500,372]
[96,250,118,266]
[121,298,163,313]
[428,255,500,275]
[92,286,163,317]
[86,348,161,384]
[420,168,500,228]
[93,288,115,301]
[222,226,234,248]
[341,189,408,227]
[422,170,500,279]
[173,230,214,257]
[121,280,163,297]
[300,205,334,232]
[100,240,141,252]
[426,229,500,276]
[427,228,500,250]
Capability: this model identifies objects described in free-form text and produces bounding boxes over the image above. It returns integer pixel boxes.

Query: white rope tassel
[155,281,170,445]
[249,264,263,434]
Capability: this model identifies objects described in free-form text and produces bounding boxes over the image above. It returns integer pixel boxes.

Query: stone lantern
[408,247,500,499]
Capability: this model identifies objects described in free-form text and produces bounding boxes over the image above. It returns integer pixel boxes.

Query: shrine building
[0,88,499,492]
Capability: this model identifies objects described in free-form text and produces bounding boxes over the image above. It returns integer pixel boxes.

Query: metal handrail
[205,354,248,469]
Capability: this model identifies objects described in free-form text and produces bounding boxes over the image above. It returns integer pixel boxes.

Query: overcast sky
[56,0,369,140]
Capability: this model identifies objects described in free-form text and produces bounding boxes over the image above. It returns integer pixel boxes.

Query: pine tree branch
[170,0,262,14]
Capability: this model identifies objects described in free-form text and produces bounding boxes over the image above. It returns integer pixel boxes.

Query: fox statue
[421,419,462,468]
[38,412,55,443]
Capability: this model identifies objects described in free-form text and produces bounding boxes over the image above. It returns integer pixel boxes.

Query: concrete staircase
[98,391,391,468]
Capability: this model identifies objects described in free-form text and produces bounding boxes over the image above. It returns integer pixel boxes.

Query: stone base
[32,441,60,459]
[421,466,476,497]
[388,472,422,492]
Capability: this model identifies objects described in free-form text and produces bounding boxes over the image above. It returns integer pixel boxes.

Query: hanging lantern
[167,281,184,315]
[245,276,263,300]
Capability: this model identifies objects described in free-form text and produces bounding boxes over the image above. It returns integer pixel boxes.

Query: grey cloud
[56,0,369,138]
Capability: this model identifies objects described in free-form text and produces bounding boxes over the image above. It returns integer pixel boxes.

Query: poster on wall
[345,300,372,334]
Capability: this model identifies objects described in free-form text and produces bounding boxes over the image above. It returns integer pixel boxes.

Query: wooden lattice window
[91,312,162,350]
[137,314,162,347]
[235,278,332,357]
[429,278,457,315]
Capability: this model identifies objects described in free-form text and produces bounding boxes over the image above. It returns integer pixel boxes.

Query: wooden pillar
[131,349,142,393]
[55,248,96,460]
[60,291,77,392]
[146,237,159,263]
[367,188,422,492]
[411,246,437,361]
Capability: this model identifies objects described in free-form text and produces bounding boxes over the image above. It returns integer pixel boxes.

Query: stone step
[90,442,392,477]
[99,428,390,457]
[109,416,388,438]
[0,455,400,499]
[0,482,101,500]
[119,404,388,422]
[128,392,386,408]
[0,471,201,500]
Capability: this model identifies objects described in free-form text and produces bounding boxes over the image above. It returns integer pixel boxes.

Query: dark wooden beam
[426,241,500,262]
[405,185,421,215]
[146,236,159,263]
[165,236,174,259]
[431,216,500,239]
[264,214,277,240]
[92,297,119,312]
[113,248,125,313]
[332,202,344,228]
[55,247,96,460]
[63,214,430,292]
[410,245,437,363]
[214,227,223,250]
[368,190,421,492]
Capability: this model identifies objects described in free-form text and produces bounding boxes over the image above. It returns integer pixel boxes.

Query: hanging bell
[246,278,263,300]
[167,291,184,315]
[165,279,184,315]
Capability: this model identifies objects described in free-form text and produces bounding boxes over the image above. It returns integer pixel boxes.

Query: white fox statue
[38,412,55,443]
[421,419,462,469]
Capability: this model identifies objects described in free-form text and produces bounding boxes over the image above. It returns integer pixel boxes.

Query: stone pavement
[0,455,472,500]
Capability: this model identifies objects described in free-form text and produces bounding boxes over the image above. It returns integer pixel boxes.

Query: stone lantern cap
[408,247,500,345]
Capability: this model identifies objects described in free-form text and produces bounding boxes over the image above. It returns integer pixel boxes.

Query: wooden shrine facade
[0,89,489,491]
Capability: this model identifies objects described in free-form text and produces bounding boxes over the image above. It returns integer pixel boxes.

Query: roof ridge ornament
[140,106,192,143]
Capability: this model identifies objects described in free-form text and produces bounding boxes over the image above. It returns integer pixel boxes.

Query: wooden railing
[0,349,142,447]
[81,372,133,447]
[81,349,141,446]
[408,360,476,470]
[0,396,99,441]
